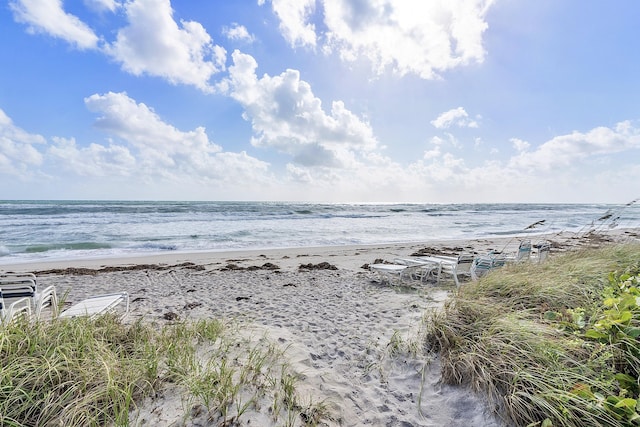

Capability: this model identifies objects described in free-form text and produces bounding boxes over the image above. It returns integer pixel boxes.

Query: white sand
[3,230,638,426]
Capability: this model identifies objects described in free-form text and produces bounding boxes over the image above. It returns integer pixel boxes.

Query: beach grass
[0,315,329,426]
[425,243,640,426]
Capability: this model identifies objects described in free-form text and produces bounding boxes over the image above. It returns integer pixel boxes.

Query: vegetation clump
[0,316,327,426]
[425,243,640,427]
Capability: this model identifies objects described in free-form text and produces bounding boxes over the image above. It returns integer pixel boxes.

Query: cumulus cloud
[262,0,494,79]
[393,120,640,202]
[0,95,272,194]
[84,91,252,179]
[269,0,317,48]
[9,0,100,49]
[2,101,639,202]
[48,137,137,177]
[509,121,640,171]
[221,50,379,168]
[223,23,256,43]
[0,109,45,175]
[85,92,222,154]
[81,92,271,184]
[104,0,226,92]
[12,0,226,91]
[431,107,479,129]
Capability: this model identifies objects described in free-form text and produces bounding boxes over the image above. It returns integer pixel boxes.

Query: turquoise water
[0,200,638,263]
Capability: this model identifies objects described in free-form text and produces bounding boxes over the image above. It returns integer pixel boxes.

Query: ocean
[1,200,638,264]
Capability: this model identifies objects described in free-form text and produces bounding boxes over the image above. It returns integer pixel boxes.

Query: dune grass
[0,315,328,426]
[425,243,640,427]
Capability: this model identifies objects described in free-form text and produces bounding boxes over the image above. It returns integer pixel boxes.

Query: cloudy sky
[1,0,639,203]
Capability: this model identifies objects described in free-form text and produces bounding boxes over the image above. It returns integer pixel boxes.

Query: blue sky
[1,0,639,203]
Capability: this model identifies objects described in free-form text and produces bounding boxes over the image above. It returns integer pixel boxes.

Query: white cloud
[423,147,441,160]
[48,137,136,177]
[104,0,226,92]
[223,23,256,43]
[222,50,379,168]
[393,120,640,202]
[0,95,272,195]
[9,0,100,49]
[509,121,640,172]
[84,91,222,174]
[2,98,639,202]
[0,109,45,176]
[81,92,271,184]
[263,0,494,79]
[431,107,479,129]
[429,132,460,148]
[12,0,225,91]
[269,0,317,48]
[510,138,530,152]
[286,163,313,183]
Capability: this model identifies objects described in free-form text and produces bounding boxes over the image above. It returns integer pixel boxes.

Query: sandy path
[34,264,503,426]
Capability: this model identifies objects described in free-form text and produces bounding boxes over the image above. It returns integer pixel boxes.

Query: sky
[1,0,639,203]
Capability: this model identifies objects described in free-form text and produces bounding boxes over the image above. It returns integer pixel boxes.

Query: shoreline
[2,228,637,274]
[0,239,486,273]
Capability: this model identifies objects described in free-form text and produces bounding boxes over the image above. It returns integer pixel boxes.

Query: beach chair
[435,253,475,287]
[505,240,532,263]
[533,242,551,263]
[0,274,37,316]
[0,273,37,299]
[471,252,507,281]
[369,263,414,285]
[394,257,442,282]
[370,256,442,284]
[59,292,129,319]
[0,273,37,281]
[0,273,60,319]
[36,285,59,319]
[0,288,32,324]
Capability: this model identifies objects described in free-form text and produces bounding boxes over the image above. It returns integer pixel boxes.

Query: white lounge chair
[391,253,474,286]
[0,288,32,324]
[0,273,60,319]
[394,257,442,281]
[533,242,551,263]
[505,240,532,263]
[0,273,37,300]
[59,292,130,319]
[437,253,475,286]
[471,252,506,281]
[369,263,414,285]
[370,256,442,284]
[36,285,59,319]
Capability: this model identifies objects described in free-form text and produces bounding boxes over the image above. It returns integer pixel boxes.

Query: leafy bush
[425,244,640,427]
[584,270,640,425]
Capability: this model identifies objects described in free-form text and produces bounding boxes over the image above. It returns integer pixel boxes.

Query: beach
[2,230,638,426]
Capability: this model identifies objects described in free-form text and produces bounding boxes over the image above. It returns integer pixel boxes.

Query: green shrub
[425,243,640,427]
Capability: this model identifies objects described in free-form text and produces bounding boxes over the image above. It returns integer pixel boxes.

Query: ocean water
[1,200,638,264]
